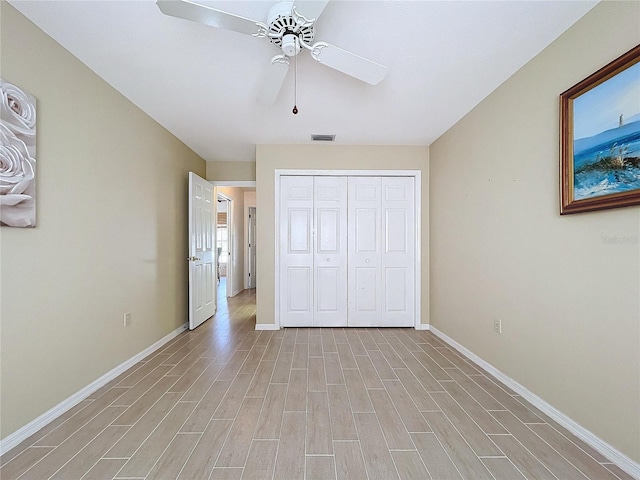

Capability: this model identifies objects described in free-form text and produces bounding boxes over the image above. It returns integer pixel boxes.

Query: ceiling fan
[156,0,388,104]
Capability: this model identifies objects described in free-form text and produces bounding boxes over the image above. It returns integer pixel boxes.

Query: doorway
[211,181,257,298]
[216,193,232,298]
[248,207,257,289]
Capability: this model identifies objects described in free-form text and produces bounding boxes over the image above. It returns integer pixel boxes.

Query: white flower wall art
[1,79,36,227]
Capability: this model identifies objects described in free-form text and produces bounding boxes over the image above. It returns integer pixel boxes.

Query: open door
[188,172,216,330]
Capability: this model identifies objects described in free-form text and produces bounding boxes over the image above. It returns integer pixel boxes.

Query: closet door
[314,177,348,326]
[280,176,314,327]
[382,177,415,326]
[280,174,416,328]
[348,177,383,326]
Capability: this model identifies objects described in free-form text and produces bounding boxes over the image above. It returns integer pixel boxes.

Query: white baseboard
[231,287,244,297]
[254,323,280,331]
[415,323,430,330]
[0,322,188,455]
[429,326,640,480]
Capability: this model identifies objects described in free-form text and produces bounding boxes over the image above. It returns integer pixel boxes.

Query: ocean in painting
[573,117,640,200]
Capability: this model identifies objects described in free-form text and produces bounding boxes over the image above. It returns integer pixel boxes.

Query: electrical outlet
[493,319,502,334]
[124,312,132,327]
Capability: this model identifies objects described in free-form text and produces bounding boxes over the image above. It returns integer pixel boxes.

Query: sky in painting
[573,60,640,140]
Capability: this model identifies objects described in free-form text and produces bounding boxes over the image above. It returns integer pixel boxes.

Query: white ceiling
[10,0,598,162]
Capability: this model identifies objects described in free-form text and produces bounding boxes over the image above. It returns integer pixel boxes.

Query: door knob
[187,256,201,261]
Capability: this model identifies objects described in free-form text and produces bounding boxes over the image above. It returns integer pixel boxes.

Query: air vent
[311,134,336,142]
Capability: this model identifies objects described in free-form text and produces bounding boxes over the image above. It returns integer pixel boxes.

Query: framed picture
[560,45,640,214]
[1,79,37,227]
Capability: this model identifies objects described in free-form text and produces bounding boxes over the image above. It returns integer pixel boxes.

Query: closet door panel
[289,209,312,252]
[314,176,348,326]
[280,176,314,327]
[382,177,415,326]
[355,267,379,312]
[348,177,382,327]
[288,267,312,312]
[384,268,407,311]
[355,209,378,252]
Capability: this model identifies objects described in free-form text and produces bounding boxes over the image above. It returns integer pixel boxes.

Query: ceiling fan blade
[311,42,387,85]
[257,55,290,105]
[292,0,330,22]
[156,0,266,37]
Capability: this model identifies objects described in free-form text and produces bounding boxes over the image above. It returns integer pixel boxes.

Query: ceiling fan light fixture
[311,134,336,142]
[281,34,301,56]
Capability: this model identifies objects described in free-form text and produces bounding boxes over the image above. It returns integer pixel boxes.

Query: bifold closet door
[348,176,415,327]
[348,177,383,326]
[279,176,314,327]
[382,176,415,327]
[280,176,347,327]
[314,176,348,326]
[280,175,414,328]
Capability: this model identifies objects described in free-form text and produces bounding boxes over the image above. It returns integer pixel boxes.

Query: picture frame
[1,79,37,227]
[560,45,640,215]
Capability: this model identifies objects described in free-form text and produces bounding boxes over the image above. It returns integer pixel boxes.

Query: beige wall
[255,144,429,327]
[244,191,256,207]
[207,161,256,181]
[429,1,640,462]
[0,4,206,439]
[215,187,246,296]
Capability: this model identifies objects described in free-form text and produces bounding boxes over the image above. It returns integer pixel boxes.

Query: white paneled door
[279,176,314,327]
[314,177,348,326]
[348,177,383,326]
[280,175,415,328]
[188,172,216,330]
[381,176,415,326]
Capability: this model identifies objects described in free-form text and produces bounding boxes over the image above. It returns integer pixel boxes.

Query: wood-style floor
[1,281,633,480]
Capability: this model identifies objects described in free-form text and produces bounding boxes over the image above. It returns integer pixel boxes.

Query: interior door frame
[274,169,422,330]
[247,206,257,288]
[216,192,233,297]
[210,181,257,297]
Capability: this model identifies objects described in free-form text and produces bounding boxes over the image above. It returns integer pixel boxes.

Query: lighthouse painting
[560,45,640,214]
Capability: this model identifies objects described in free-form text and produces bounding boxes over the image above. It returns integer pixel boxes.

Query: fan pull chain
[292,37,299,115]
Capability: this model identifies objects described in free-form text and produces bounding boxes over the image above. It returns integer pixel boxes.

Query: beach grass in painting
[572,61,640,201]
